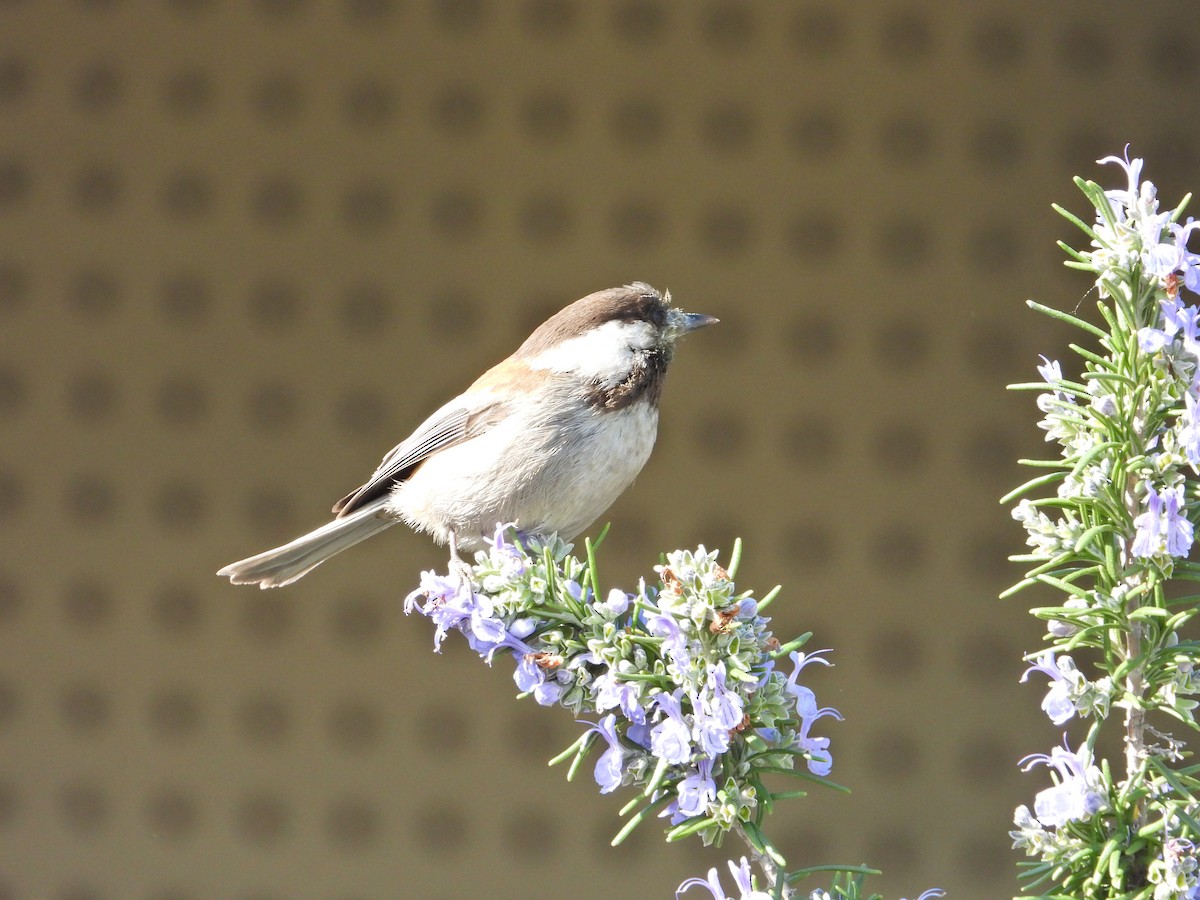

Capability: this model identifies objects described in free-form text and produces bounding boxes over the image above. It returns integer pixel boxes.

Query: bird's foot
[447,530,474,588]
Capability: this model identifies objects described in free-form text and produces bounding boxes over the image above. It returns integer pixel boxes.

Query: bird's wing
[331,397,511,517]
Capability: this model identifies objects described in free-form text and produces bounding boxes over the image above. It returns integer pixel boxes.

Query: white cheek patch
[526,319,653,383]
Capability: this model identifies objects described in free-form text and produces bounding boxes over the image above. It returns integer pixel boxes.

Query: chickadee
[218,282,717,588]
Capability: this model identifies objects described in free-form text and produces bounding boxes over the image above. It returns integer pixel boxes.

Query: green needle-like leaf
[1027,298,1108,339]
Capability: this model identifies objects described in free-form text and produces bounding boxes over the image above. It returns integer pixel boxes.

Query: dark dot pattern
[237,792,291,846]
[325,797,381,849]
[0,680,18,729]
[151,584,205,637]
[0,573,21,623]
[237,695,293,746]
[148,688,202,739]
[1,5,1188,899]
[159,273,210,324]
[61,579,111,628]
[327,697,381,750]
[163,67,214,116]
[329,594,385,645]
[145,788,199,841]
[60,782,108,835]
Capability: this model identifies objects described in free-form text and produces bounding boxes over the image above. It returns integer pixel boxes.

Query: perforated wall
[4,2,1200,898]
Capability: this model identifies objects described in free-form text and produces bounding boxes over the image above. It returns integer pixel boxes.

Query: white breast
[387,397,660,549]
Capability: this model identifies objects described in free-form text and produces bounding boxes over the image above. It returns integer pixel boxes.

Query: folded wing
[332,398,510,516]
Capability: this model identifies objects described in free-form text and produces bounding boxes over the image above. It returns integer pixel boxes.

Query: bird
[217,282,717,588]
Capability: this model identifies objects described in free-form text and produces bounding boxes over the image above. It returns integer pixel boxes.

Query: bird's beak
[677,311,720,333]
[661,289,717,334]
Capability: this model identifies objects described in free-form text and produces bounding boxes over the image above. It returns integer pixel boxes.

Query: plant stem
[1125,610,1147,825]
[735,822,791,898]
[1121,404,1148,824]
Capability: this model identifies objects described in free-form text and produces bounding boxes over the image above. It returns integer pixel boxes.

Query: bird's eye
[643,301,667,328]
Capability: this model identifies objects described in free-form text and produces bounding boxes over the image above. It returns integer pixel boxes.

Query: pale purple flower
[404,569,464,613]
[754,726,782,746]
[1139,325,1172,354]
[785,652,841,776]
[593,671,646,725]
[728,858,771,899]
[1021,651,1079,726]
[1133,484,1194,559]
[1180,392,1200,467]
[675,757,716,818]
[676,857,771,900]
[507,617,537,640]
[1035,355,1076,431]
[1037,355,1063,384]
[626,721,651,749]
[407,566,538,660]
[1094,150,1185,288]
[533,677,565,706]
[1089,392,1118,417]
[513,654,543,693]
[467,603,542,663]
[1152,218,1200,287]
[1020,739,1108,827]
[1099,149,1168,237]
[784,649,831,694]
[1138,297,1200,355]
[676,866,727,900]
[648,613,691,667]
[488,520,520,551]
[405,571,478,651]
[1098,149,1145,212]
[693,707,733,757]
[650,690,693,765]
[468,593,507,645]
[1010,804,1048,854]
[688,661,746,757]
[797,721,834,776]
[1134,205,1172,262]
[597,588,630,618]
[1133,485,1165,558]
[702,662,746,730]
[487,522,527,574]
[512,653,565,706]
[1047,595,1090,638]
[562,578,586,606]
[580,714,625,794]
[1179,218,1200,294]
[1148,230,1187,278]
[1165,485,1195,557]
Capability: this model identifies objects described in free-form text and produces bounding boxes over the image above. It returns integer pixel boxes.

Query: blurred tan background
[3,2,1200,898]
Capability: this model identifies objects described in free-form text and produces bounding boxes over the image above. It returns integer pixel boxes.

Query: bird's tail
[217,499,396,589]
